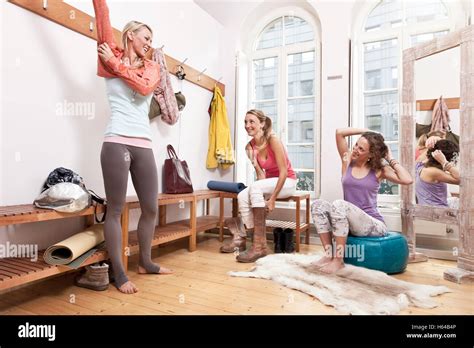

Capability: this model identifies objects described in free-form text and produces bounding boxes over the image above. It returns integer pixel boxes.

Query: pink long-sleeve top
[93,0,160,96]
[93,0,159,144]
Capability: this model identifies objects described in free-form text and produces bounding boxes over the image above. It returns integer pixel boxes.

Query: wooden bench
[219,192,311,252]
[121,189,230,271]
[0,189,311,292]
[0,204,107,292]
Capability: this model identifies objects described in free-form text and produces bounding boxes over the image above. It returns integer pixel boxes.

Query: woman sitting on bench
[220,109,297,263]
[311,128,412,274]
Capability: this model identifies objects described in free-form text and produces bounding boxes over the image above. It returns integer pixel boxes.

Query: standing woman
[220,109,297,263]
[93,0,172,294]
[311,128,412,274]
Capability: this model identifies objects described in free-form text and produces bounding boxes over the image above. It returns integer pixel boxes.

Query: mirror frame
[401,25,474,283]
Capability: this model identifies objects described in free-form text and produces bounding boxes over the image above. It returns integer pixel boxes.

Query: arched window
[249,13,320,194]
[354,0,460,201]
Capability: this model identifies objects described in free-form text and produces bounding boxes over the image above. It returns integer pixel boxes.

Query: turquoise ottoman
[343,232,409,274]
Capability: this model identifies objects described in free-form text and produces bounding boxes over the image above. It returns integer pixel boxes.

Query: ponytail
[263,116,273,141]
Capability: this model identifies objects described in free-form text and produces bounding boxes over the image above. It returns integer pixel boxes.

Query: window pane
[364,38,398,90]
[287,145,314,169]
[296,171,314,192]
[410,30,449,46]
[253,57,278,100]
[406,0,448,25]
[288,51,315,97]
[364,91,398,141]
[284,16,314,45]
[288,98,314,143]
[256,18,283,50]
[365,0,402,32]
[378,143,399,195]
[254,101,278,134]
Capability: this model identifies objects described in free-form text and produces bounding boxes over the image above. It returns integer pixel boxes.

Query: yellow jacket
[206,86,235,169]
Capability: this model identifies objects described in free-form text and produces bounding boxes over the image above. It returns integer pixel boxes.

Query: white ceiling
[193,0,262,26]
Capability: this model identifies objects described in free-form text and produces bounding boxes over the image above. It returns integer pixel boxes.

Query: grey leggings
[101,142,160,288]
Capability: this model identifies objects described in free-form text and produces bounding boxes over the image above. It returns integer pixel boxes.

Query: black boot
[273,228,284,253]
[283,228,295,253]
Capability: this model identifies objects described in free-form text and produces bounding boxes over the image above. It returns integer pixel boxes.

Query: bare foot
[138,265,174,275]
[118,280,138,294]
[319,259,344,274]
[310,256,333,268]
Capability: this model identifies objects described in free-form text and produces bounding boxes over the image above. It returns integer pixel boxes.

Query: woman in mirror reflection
[310,128,413,274]
[415,137,460,209]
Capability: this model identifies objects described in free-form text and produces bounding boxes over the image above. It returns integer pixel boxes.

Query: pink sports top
[250,138,296,179]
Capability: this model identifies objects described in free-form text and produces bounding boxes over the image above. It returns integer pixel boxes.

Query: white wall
[196,0,469,236]
[415,46,460,141]
[0,1,233,247]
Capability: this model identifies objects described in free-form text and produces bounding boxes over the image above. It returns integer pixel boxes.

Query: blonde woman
[220,110,297,263]
[93,0,172,295]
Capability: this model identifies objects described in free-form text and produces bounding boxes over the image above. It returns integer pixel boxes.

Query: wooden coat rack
[8,0,225,96]
[416,97,460,111]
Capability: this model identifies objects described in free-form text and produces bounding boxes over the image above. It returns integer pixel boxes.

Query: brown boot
[236,207,268,263]
[220,217,247,253]
[74,263,109,291]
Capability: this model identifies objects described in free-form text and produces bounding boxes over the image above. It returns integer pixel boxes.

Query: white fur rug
[228,253,451,315]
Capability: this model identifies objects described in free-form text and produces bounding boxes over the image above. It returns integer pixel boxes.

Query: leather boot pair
[273,228,295,253]
[220,217,247,253]
[74,262,109,291]
[236,207,268,263]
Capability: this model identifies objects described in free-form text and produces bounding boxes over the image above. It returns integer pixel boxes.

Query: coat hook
[197,68,207,81]
[43,0,47,10]
[179,58,188,65]
[89,21,94,32]
[176,65,186,80]
[217,76,223,83]
[159,45,165,49]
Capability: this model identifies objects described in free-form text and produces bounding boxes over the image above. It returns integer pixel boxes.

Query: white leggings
[238,178,297,228]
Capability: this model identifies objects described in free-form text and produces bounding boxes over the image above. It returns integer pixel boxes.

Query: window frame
[245,7,321,199]
[352,0,459,206]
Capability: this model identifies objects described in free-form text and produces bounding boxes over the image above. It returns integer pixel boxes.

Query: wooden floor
[0,233,473,315]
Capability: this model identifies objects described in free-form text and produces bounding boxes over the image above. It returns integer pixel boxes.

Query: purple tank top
[342,163,384,223]
[415,162,448,207]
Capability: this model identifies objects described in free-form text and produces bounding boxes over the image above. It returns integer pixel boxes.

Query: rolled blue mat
[207,181,247,193]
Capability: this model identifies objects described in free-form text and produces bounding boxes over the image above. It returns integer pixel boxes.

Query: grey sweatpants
[101,142,160,288]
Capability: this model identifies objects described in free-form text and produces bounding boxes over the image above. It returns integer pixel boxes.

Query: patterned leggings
[311,199,387,237]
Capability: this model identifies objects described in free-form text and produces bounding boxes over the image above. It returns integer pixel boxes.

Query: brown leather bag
[163,145,194,194]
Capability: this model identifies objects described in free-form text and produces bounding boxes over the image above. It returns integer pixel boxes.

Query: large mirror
[413,46,461,260]
[401,25,474,283]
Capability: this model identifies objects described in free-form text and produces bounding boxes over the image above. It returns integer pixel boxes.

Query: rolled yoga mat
[207,180,247,193]
[43,224,105,268]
